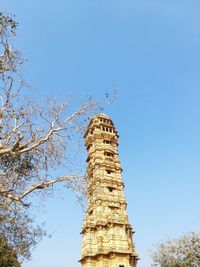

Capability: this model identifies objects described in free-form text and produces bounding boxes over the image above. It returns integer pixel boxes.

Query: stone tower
[80,114,138,267]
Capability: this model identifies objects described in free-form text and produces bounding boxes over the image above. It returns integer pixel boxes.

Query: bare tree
[0,87,101,208]
[0,13,105,209]
[151,232,200,267]
[0,13,110,261]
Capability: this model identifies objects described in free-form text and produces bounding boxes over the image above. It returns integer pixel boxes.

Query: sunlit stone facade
[80,114,138,267]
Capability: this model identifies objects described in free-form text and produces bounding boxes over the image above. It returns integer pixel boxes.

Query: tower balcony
[81,246,134,259]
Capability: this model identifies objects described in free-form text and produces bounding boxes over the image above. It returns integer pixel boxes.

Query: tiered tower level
[80,114,138,267]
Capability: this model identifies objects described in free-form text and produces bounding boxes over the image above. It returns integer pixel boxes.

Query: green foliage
[0,208,45,261]
[151,232,200,267]
[0,235,20,267]
[0,153,36,178]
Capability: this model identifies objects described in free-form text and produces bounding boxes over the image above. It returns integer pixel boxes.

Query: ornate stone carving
[80,114,138,267]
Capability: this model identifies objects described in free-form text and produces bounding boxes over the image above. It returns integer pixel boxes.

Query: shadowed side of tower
[80,114,138,267]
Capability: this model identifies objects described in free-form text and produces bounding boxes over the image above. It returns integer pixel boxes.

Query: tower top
[84,113,117,139]
[93,113,110,119]
[88,113,111,124]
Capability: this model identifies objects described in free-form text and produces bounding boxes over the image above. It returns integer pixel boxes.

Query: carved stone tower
[80,114,138,267]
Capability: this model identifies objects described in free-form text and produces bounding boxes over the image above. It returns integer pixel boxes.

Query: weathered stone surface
[80,114,138,267]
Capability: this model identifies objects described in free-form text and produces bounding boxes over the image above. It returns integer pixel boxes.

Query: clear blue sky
[1,1,200,266]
